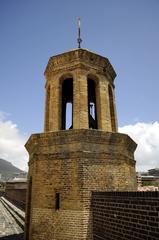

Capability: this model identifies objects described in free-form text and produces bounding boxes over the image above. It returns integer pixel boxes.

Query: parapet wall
[5,182,27,210]
[92,191,159,240]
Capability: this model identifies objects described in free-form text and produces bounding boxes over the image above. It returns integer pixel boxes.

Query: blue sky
[0,0,159,171]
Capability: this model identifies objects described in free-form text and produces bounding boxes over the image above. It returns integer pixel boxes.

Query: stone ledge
[25,129,137,159]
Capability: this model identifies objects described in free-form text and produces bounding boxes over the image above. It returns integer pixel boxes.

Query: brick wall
[5,182,27,210]
[25,129,137,240]
[5,189,26,210]
[44,49,117,132]
[92,191,159,240]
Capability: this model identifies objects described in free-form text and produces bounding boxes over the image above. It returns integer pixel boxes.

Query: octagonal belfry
[44,49,118,132]
[25,48,137,240]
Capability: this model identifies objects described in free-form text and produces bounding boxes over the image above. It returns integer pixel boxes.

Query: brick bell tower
[25,48,137,240]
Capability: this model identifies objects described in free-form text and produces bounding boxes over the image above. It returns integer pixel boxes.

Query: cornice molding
[25,130,137,156]
[44,49,116,80]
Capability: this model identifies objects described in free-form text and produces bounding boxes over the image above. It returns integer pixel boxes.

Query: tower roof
[44,48,116,81]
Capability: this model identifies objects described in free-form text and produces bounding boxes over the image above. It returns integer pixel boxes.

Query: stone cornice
[44,49,116,81]
[25,129,137,158]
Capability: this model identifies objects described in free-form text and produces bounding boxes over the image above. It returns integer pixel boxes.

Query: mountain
[0,158,25,181]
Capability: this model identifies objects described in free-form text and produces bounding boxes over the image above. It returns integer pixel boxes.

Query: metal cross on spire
[77,17,82,48]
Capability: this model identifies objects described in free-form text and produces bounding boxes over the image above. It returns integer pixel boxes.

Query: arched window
[88,79,98,129]
[61,78,73,130]
[108,85,116,132]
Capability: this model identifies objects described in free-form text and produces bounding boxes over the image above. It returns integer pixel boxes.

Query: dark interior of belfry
[88,79,97,129]
[61,78,73,130]
[61,78,98,130]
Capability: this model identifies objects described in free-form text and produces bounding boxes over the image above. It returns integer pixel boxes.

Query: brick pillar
[96,79,112,131]
[49,77,61,131]
[73,70,88,129]
[108,84,118,132]
[44,83,50,132]
[111,86,118,131]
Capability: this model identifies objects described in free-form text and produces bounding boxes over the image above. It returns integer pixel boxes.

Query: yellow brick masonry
[25,48,137,240]
[25,130,137,240]
[43,48,117,132]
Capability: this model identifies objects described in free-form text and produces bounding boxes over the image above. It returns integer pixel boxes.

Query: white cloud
[0,110,158,173]
[0,112,28,171]
[119,122,159,172]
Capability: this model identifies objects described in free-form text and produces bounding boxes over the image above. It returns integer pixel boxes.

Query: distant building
[148,168,159,176]
[0,181,5,193]
[138,185,159,191]
[137,169,159,191]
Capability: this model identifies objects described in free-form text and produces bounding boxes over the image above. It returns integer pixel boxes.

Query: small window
[55,193,60,210]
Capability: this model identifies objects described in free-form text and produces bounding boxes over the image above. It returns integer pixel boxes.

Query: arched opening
[88,79,98,129]
[45,85,50,131]
[61,78,73,130]
[108,85,116,132]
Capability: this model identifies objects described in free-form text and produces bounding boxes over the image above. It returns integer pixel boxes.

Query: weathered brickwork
[92,191,159,240]
[25,130,137,240]
[5,189,26,210]
[25,48,137,240]
[44,49,118,132]
[5,181,27,210]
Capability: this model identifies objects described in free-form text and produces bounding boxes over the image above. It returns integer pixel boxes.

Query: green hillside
[0,158,25,181]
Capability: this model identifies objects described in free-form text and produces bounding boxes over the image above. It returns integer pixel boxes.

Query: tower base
[25,129,137,240]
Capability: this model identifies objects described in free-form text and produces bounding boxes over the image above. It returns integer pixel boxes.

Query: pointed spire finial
[77,17,82,48]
